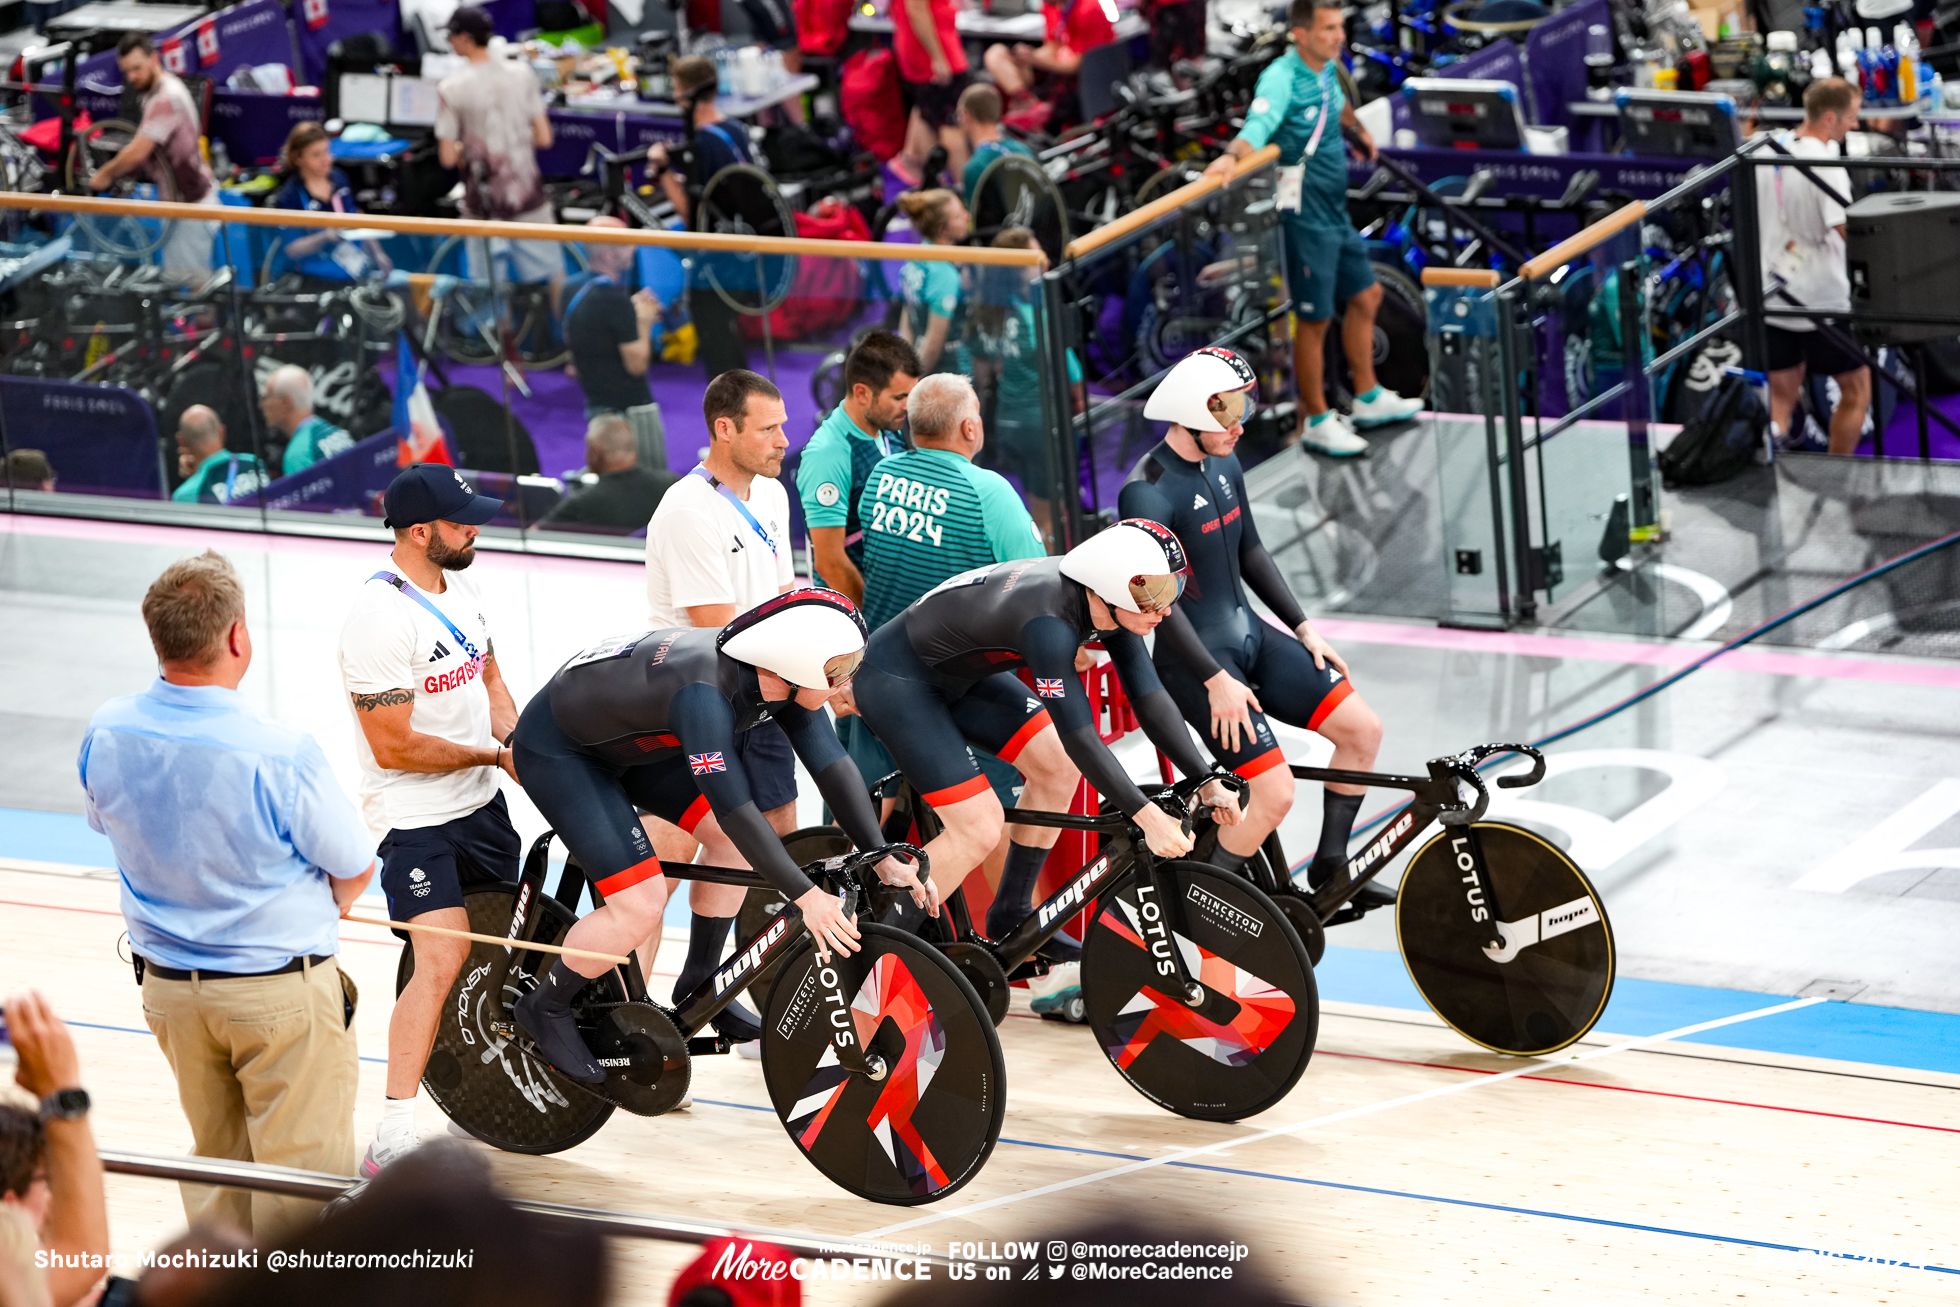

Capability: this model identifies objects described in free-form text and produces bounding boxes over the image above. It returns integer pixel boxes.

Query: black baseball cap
[383,463,503,528]
[445,5,495,43]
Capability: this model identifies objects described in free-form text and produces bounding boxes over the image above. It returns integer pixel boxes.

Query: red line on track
[1315,1047,1960,1134]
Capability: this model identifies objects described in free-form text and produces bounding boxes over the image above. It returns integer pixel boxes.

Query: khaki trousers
[140,957,357,1239]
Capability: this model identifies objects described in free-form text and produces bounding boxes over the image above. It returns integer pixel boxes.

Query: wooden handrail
[1062,143,1281,261]
[1420,267,1501,288]
[0,190,1045,266]
[1518,199,1647,281]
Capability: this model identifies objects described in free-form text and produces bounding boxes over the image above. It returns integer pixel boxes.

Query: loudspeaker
[1846,191,1960,344]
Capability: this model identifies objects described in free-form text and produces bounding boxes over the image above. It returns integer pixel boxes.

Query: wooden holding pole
[343,914,632,965]
[0,191,1044,268]
[1518,199,1648,282]
[1062,144,1282,262]
[1420,267,1502,289]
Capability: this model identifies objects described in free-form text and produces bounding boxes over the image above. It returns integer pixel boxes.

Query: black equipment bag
[1657,371,1765,487]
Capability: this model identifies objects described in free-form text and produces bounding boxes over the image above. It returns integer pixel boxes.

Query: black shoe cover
[513,987,605,1084]
[713,998,763,1043]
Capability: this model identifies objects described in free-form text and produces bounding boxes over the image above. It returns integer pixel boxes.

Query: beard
[427,533,476,571]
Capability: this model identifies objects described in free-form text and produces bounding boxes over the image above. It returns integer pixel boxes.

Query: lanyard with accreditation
[371,570,483,664]
[690,465,779,556]
[1275,62,1336,213]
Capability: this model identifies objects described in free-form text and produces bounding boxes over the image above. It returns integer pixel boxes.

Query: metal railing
[102,1148,945,1262]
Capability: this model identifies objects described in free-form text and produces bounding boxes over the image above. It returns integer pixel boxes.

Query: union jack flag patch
[1035,678,1066,698]
[689,752,727,775]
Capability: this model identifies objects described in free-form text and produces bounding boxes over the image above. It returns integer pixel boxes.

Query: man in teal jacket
[1205,0,1421,457]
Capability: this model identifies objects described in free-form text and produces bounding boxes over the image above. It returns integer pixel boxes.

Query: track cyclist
[507,590,930,1083]
[853,522,1243,953]
[1118,347,1389,909]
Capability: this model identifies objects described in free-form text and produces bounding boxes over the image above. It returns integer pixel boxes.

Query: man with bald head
[171,406,265,505]
[260,365,354,476]
[567,216,661,421]
[540,413,679,531]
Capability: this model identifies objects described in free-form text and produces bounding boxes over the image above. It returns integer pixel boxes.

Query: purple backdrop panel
[1526,0,1607,129]
[29,82,120,125]
[1349,147,1714,200]
[295,0,407,88]
[618,113,688,186]
[540,109,623,178]
[211,90,327,165]
[483,0,539,40]
[255,427,399,513]
[2,377,161,498]
[77,0,296,85]
[1390,38,1524,132]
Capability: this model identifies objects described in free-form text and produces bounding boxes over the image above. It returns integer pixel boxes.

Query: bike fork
[1442,820,1509,954]
[1133,855,1206,1009]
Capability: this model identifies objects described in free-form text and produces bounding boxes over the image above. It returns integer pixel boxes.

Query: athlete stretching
[1118,347,1388,904]
[853,522,1242,951]
[507,590,927,1083]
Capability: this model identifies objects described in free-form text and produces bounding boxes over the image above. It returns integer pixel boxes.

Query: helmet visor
[1207,388,1252,430]
[822,647,865,688]
[1128,571,1186,614]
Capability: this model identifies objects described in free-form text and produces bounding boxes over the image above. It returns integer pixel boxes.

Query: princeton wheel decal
[786,952,951,1197]
[1096,902,1296,1069]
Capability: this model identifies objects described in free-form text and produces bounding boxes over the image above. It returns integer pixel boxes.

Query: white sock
[376,1095,417,1149]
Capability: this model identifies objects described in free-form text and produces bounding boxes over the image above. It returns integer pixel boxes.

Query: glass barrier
[0,193,1050,564]
[1031,157,1290,550]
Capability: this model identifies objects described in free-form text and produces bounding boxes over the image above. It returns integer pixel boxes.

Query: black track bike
[1207,744,1617,1058]
[751,775,1322,1123]
[398,834,1006,1206]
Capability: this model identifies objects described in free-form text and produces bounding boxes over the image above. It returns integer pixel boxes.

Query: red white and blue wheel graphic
[761,923,1005,1204]
[1081,862,1318,1121]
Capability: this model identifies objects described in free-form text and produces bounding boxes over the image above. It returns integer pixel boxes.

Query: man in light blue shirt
[78,549,373,1236]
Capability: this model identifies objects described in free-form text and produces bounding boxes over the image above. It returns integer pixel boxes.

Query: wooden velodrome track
[4,856,1956,1305]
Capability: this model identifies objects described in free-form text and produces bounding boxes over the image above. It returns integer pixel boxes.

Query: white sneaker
[1299,412,1369,457]
[735,1039,763,1061]
[1347,387,1423,428]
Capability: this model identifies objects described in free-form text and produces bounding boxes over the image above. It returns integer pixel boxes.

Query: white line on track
[857,995,1828,1239]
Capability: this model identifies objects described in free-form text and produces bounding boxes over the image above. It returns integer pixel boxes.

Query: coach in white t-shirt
[642,369,795,1043]
[338,464,522,1176]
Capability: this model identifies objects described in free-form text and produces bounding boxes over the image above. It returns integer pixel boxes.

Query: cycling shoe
[712,998,763,1044]
[1036,927,1081,964]
[1028,963,1085,1024]
[512,987,605,1084]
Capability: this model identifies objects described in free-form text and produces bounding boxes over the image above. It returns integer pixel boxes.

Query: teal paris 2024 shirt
[1236,47,1350,227]
[796,404,902,586]
[856,446,1046,630]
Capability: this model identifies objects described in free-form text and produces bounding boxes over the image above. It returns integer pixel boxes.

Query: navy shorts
[734,716,799,813]
[378,791,521,931]
[1155,620,1355,779]
[1281,215,1378,323]
[854,628,1053,807]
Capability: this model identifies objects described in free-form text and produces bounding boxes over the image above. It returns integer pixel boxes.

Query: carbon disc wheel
[735,827,854,1012]
[1396,821,1614,1056]
[399,883,621,1153]
[1321,262,1429,406]
[1081,863,1318,1121]
[760,923,1005,1205]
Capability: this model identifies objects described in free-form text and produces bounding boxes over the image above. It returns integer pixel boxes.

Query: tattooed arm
[350,687,514,780]
[483,638,519,747]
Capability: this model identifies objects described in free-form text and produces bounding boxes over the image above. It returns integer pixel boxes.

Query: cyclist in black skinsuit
[508,589,929,1083]
[1118,347,1387,902]
[852,522,1242,948]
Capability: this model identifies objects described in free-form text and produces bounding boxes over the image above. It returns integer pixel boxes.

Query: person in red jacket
[893,0,972,182]
[983,0,1116,125]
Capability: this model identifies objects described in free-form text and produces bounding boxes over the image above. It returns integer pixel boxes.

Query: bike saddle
[1456,168,1497,205]
[1355,166,1397,203]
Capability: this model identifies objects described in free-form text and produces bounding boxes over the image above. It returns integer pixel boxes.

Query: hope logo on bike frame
[1095,892,1295,1069]
[785,953,951,1198]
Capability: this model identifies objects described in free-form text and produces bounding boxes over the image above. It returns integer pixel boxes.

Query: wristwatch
[40,1087,89,1122]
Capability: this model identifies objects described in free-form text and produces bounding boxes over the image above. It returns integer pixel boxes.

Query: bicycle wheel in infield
[398,883,622,1153]
[1396,821,1614,1056]
[1080,862,1318,1122]
[760,923,1005,1205]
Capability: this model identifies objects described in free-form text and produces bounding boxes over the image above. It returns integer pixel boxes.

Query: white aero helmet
[717,588,868,689]
[1142,346,1258,433]
[1060,518,1190,614]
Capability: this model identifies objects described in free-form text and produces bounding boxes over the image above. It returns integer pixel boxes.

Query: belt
[139,954,334,983]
